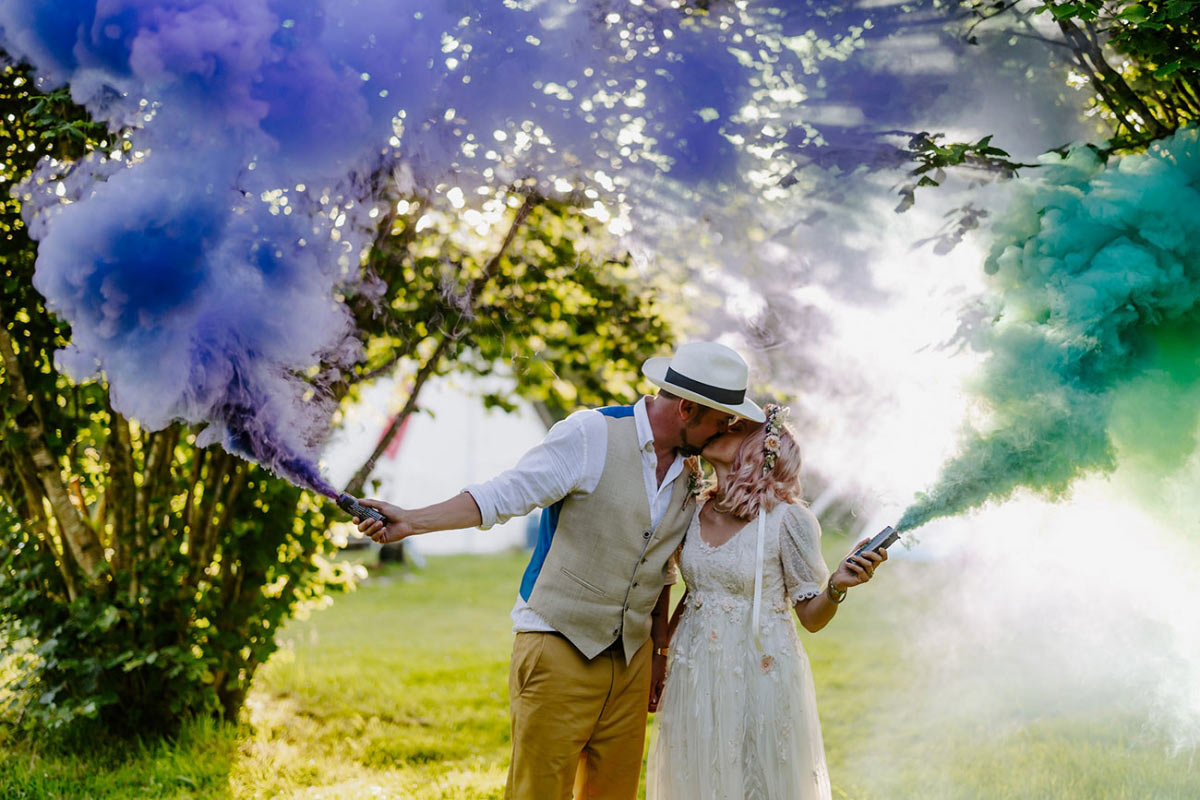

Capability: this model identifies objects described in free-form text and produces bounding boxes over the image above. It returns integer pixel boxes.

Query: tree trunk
[0,320,107,586]
[104,404,138,571]
[182,445,207,564]
[10,449,78,601]
[531,400,558,431]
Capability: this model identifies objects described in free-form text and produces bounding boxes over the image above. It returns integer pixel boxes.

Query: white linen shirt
[464,396,684,633]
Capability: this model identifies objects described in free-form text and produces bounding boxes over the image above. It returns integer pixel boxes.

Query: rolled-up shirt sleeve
[663,544,681,586]
[464,411,593,529]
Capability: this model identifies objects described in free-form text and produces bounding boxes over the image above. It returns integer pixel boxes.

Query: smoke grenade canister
[336,493,388,526]
[853,525,899,558]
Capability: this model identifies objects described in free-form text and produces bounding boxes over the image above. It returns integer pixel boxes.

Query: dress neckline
[693,501,755,551]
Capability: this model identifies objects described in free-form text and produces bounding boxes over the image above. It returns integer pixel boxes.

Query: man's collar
[633,396,656,453]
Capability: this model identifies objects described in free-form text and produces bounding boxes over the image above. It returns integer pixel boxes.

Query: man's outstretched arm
[355,492,482,543]
[354,410,599,544]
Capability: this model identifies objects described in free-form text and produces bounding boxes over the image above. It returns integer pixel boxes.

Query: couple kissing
[354,341,888,800]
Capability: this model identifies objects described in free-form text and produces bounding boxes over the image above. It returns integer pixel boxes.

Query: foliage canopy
[0,58,675,736]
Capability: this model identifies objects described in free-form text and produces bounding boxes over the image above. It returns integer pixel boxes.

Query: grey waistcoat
[527,413,695,663]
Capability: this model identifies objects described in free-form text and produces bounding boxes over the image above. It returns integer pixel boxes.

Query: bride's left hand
[830,538,888,591]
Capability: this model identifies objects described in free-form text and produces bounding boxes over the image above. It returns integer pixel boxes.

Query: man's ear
[677,399,700,422]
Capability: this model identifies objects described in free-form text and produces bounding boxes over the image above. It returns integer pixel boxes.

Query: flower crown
[761,403,789,476]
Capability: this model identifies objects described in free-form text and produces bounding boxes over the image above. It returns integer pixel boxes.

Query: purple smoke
[0,1,980,493]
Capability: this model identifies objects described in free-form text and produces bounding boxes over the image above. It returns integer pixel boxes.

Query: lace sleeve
[779,505,829,603]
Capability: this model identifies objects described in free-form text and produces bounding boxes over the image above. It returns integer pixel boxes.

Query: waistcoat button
[643,530,651,539]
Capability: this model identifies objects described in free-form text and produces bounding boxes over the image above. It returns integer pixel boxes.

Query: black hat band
[665,367,746,406]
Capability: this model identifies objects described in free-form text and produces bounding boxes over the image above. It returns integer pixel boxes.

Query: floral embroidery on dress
[650,501,832,800]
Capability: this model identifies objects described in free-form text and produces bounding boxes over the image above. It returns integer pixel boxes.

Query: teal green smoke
[899,128,1200,532]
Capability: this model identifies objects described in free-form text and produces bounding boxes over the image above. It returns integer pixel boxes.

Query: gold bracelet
[654,646,669,657]
[827,579,847,604]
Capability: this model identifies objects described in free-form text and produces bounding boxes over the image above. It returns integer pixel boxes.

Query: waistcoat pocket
[560,566,607,597]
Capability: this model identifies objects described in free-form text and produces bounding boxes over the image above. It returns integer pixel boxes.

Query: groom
[354,342,764,799]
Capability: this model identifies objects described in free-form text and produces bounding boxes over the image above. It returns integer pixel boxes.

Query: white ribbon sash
[752,507,765,652]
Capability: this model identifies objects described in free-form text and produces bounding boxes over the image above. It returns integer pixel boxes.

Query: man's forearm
[409,492,484,535]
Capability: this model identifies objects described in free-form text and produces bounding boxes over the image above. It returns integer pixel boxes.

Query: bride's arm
[794,538,886,633]
[793,585,841,633]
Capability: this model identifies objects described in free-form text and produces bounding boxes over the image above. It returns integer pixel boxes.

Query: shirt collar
[633,396,656,453]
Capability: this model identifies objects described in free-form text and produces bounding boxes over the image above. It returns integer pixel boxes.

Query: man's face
[678,404,736,456]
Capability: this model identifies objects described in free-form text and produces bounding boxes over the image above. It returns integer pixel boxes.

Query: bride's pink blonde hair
[706,412,804,519]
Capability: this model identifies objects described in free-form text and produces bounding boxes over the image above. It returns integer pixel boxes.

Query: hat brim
[642,357,766,423]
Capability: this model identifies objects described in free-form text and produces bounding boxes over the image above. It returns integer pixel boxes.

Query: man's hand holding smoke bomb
[353,499,413,544]
[830,537,888,591]
[352,492,484,543]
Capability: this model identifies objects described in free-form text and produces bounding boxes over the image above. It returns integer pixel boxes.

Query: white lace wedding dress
[648,501,833,800]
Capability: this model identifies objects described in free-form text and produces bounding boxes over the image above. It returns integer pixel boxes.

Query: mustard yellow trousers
[505,632,652,800]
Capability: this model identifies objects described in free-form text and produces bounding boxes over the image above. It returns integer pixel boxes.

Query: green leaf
[1118,5,1150,22]
[1154,61,1184,79]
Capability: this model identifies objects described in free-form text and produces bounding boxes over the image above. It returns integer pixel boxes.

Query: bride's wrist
[827,576,847,603]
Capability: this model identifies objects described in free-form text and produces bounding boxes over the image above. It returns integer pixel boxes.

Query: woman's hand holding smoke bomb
[354,499,413,544]
[830,538,888,591]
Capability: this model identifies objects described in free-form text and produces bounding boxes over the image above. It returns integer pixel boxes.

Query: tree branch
[1172,77,1200,118]
[183,445,207,565]
[0,318,106,586]
[1008,30,1074,50]
[140,424,180,544]
[209,463,248,564]
[11,447,78,601]
[343,332,453,497]
[105,403,138,574]
[354,348,409,384]
[190,451,232,584]
[341,195,539,497]
[964,0,1022,39]
[1061,17,1171,139]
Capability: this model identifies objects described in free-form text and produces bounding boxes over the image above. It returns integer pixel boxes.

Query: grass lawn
[2,544,1196,799]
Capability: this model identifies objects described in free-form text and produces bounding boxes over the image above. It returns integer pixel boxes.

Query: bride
[648,404,888,800]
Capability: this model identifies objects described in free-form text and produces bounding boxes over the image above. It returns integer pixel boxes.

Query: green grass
[2,547,1196,799]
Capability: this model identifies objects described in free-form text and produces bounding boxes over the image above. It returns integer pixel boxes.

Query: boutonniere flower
[684,456,705,499]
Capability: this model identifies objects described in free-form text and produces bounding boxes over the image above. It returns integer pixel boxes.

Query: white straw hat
[642,342,764,422]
